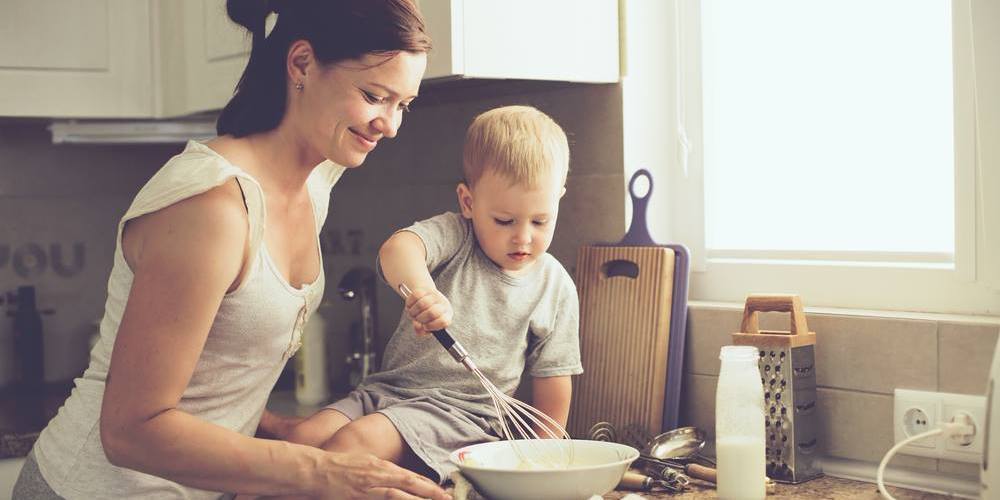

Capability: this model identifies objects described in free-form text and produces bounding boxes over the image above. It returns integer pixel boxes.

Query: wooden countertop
[451,474,953,500]
[601,475,952,499]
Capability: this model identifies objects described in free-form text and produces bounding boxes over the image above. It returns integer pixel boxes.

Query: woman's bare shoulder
[123,180,248,276]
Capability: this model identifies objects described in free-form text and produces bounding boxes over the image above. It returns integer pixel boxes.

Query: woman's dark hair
[217,0,432,137]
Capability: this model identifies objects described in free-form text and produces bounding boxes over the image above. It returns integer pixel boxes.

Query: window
[622,0,1000,314]
[702,0,954,258]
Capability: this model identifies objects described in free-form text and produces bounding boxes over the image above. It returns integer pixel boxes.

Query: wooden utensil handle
[740,294,809,336]
[685,463,717,483]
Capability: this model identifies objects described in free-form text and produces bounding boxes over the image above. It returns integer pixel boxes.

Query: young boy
[286,105,582,483]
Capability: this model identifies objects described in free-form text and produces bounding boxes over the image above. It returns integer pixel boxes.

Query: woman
[14,1,448,498]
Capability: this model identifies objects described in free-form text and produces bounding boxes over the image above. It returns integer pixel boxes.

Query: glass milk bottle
[715,345,766,499]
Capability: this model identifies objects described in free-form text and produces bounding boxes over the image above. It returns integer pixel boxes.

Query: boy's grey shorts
[325,389,500,483]
[13,450,63,499]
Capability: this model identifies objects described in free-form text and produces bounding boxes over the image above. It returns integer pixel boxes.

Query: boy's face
[457,168,566,275]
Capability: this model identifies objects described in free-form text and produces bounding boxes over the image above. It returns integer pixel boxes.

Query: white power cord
[876,419,976,499]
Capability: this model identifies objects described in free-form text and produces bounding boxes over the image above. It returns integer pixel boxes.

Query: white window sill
[689,300,1000,326]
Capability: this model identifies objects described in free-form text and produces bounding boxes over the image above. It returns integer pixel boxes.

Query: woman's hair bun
[226,0,272,34]
[218,0,432,138]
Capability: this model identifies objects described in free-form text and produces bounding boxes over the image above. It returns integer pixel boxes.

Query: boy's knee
[322,417,385,453]
[286,418,340,448]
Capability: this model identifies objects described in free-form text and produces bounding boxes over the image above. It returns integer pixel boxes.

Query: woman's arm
[100,184,447,499]
[530,375,573,437]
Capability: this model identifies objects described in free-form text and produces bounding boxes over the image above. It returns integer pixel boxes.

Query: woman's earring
[295,82,304,91]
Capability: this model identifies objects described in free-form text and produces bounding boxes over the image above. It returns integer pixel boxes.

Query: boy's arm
[379,230,435,293]
[379,230,453,334]
[530,375,573,437]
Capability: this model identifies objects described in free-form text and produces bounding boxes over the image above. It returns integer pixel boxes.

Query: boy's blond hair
[462,105,569,188]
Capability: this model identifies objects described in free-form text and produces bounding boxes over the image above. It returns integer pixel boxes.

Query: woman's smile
[349,128,378,151]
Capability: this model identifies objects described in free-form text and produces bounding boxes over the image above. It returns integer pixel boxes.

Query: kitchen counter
[0,388,959,498]
[451,475,952,500]
[0,382,72,458]
[0,387,330,459]
[600,475,952,499]
[264,390,955,500]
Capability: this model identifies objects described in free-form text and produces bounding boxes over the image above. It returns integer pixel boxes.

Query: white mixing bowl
[449,439,639,500]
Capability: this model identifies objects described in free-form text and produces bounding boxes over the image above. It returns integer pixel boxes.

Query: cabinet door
[156,0,250,117]
[462,0,619,82]
[0,0,153,118]
[421,0,619,83]
[420,0,464,80]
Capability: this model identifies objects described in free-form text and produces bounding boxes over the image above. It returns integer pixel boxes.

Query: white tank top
[32,141,344,499]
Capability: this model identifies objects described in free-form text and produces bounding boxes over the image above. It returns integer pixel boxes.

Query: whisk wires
[397,283,575,468]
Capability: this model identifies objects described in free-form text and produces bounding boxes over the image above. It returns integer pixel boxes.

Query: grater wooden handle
[740,295,809,336]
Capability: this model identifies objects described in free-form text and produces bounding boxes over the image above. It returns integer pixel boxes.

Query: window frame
[639,0,999,315]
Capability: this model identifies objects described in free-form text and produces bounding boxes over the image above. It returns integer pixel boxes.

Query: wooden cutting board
[568,245,675,439]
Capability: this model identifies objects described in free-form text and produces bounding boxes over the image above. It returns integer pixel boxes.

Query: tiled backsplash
[679,304,1000,478]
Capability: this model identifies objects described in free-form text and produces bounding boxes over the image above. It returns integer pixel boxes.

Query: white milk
[716,436,766,500]
[716,346,767,500]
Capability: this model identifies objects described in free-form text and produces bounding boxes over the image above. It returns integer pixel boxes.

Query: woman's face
[295,50,427,168]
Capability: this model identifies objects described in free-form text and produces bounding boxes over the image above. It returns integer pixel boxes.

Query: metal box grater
[732,295,822,484]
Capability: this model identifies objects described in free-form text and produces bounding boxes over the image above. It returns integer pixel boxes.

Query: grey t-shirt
[361,211,583,420]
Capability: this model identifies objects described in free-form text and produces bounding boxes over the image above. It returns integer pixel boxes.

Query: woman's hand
[403,287,453,336]
[315,452,450,500]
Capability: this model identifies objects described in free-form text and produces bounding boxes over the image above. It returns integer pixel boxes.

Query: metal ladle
[636,427,718,484]
[638,427,776,493]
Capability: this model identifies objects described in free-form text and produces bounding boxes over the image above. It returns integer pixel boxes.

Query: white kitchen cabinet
[0,0,619,119]
[0,0,154,118]
[0,0,248,119]
[155,0,250,117]
[420,0,620,82]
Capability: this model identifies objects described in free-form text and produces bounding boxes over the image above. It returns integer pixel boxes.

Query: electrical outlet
[941,393,987,462]
[893,388,986,463]
[894,389,940,455]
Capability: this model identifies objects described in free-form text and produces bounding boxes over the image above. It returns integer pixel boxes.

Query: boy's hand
[403,287,453,336]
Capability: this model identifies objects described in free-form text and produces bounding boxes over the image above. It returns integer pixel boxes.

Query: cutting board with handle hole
[568,169,690,439]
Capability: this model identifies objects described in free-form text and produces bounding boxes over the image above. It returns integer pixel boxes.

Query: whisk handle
[432,328,477,371]
[395,285,477,371]
[431,329,455,350]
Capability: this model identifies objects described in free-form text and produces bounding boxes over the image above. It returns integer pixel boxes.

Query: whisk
[398,284,574,468]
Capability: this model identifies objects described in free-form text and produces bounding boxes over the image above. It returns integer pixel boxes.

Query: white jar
[295,309,330,406]
[715,345,766,500]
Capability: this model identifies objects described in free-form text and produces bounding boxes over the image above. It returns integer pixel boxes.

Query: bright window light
[701,0,954,254]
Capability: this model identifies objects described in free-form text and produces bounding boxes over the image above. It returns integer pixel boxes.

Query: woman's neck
[241,127,319,195]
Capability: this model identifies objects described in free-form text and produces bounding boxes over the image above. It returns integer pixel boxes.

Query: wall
[0,121,179,383]
[0,80,626,389]
[679,304,1000,479]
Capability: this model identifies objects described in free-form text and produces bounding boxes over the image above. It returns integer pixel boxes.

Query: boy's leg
[320,413,424,471]
[283,408,352,448]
